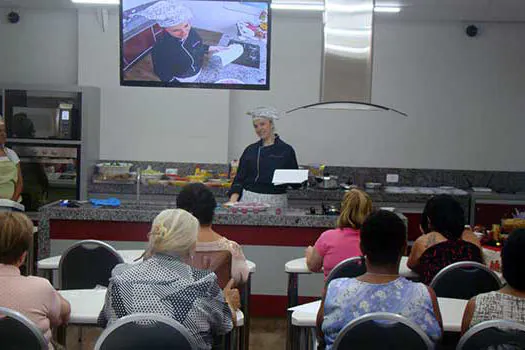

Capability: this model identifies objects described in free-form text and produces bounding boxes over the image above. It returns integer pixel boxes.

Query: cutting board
[227,39,261,68]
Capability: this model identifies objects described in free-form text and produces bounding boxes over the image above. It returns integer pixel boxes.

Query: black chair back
[0,307,48,350]
[457,320,525,350]
[429,261,502,300]
[95,313,197,350]
[326,256,366,286]
[59,240,124,289]
[333,312,433,350]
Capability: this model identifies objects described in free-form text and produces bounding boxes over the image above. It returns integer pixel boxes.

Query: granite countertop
[39,200,339,228]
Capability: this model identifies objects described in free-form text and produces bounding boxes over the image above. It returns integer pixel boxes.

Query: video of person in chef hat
[120,0,270,89]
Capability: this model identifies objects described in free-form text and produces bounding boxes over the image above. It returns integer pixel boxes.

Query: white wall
[0,8,78,85]
[77,9,230,163]
[369,19,525,171]
[229,17,525,171]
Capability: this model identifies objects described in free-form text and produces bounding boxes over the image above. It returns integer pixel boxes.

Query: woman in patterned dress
[317,210,443,350]
[461,228,525,333]
[98,209,240,349]
[407,194,483,284]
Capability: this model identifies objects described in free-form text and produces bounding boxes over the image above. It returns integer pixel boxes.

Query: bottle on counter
[229,160,239,180]
[492,224,501,242]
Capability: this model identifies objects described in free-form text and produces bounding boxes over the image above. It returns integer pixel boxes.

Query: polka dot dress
[98,254,233,349]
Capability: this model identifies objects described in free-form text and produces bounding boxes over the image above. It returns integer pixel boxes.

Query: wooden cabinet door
[123,27,155,67]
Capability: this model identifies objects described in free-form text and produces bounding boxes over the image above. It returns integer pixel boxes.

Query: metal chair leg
[286,273,299,350]
[239,274,252,350]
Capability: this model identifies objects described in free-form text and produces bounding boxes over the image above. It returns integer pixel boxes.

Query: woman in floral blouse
[177,183,250,285]
[317,210,443,349]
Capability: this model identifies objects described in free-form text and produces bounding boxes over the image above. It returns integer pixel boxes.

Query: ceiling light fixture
[71,0,119,4]
[270,3,324,11]
[374,6,401,13]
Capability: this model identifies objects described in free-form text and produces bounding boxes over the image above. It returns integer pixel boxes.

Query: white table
[284,256,418,309]
[39,250,256,274]
[289,297,468,347]
[59,289,244,326]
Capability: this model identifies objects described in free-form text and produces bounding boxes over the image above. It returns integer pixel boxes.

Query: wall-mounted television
[120,0,271,90]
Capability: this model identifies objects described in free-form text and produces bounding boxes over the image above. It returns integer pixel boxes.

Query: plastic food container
[97,162,132,176]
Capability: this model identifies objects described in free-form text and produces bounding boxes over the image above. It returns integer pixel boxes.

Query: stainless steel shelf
[20,157,76,164]
[8,138,81,146]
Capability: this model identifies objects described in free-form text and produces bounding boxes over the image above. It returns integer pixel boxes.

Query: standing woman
[228,107,299,208]
[0,118,23,202]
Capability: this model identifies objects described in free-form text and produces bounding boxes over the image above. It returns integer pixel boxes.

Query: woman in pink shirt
[0,212,70,349]
[305,189,372,279]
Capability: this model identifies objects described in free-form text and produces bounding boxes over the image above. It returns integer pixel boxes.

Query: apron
[0,157,18,201]
[240,190,288,208]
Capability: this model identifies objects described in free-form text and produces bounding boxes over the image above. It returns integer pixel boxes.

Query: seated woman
[407,194,482,285]
[305,189,372,279]
[0,212,70,349]
[177,183,249,285]
[98,209,240,349]
[317,210,443,349]
[461,228,525,333]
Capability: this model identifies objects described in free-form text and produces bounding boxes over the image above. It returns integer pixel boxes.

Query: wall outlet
[386,174,399,183]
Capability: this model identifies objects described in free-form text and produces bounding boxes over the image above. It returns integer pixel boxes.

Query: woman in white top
[177,183,250,285]
[0,119,23,201]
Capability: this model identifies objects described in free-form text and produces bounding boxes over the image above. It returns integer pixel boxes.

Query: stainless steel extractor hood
[321,0,374,103]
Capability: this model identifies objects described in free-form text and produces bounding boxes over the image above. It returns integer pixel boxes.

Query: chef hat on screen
[138,1,193,28]
[247,106,281,121]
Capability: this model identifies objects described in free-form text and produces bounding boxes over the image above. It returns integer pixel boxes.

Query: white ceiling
[2,0,525,21]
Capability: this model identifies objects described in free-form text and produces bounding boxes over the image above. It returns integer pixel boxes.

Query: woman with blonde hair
[0,212,70,349]
[99,209,240,349]
[305,189,373,279]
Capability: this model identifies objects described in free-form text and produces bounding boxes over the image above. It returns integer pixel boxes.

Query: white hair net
[138,1,193,28]
[247,106,281,121]
[145,209,199,257]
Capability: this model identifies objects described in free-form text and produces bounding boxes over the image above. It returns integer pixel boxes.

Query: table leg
[286,309,295,350]
[286,273,298,350]
[239,273,251,350]
[56,325,67,346]
[298,326,309,350]
[287,272,299,308]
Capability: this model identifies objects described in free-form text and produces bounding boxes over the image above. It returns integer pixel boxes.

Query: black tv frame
[119,0,272,91]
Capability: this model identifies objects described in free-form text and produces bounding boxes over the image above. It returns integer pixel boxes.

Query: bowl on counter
[365,182,382,190]
[315,176,339,189]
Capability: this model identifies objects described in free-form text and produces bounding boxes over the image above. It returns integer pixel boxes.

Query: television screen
[120,0,271,90]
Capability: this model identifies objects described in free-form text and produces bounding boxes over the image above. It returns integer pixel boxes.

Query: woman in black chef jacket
[228,107,299,208]
[138,1,225,83]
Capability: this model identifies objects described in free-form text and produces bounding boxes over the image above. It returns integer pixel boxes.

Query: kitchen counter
[38,200,340,259]
[39,199,409,260]
[40,200,338,227]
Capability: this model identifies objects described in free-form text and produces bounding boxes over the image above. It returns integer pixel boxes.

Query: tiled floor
[65,317,287,350]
